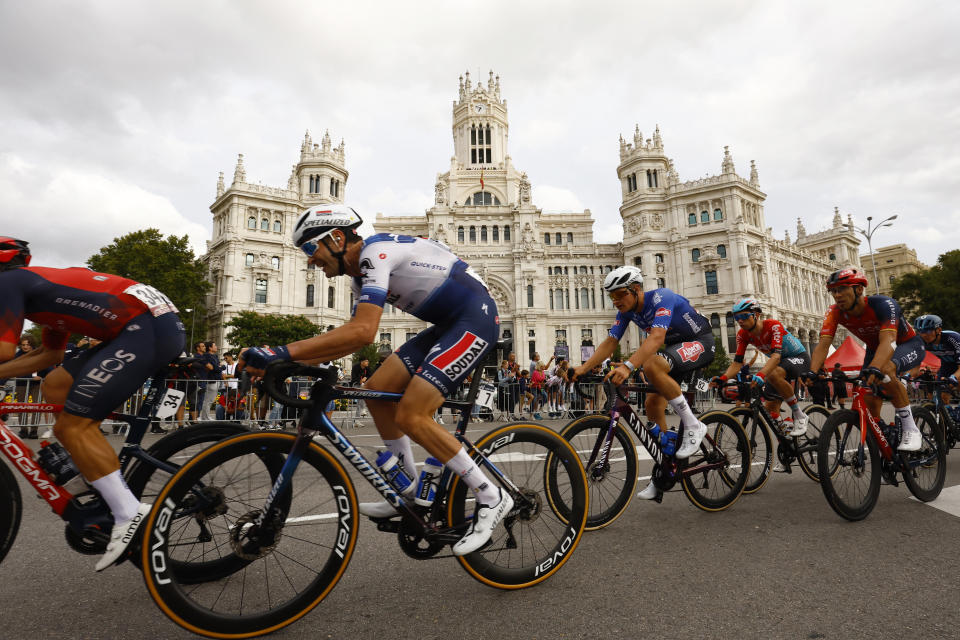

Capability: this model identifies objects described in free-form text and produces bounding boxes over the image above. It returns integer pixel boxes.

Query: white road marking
[913,484,960,517]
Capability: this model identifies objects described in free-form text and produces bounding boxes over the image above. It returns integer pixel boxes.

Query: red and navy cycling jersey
[820,295,916,351]
[609,288,710,342]
[734,318,806,362]
[0,266,176,350]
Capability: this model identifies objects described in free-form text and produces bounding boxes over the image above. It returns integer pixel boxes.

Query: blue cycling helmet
[732,297,762,315]
[915,314,942,332]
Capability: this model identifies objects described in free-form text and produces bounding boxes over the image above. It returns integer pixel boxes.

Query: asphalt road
[2,409,959,640]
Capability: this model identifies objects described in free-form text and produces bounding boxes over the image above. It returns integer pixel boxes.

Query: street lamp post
[185,308,196,349]
[854,214,898,295]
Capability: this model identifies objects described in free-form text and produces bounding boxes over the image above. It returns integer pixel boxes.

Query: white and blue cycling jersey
[351,233,492,324]
[608,288,711,343]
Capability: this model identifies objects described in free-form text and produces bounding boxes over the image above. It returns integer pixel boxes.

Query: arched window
[547,267,552,275]
[713,208,723,221]
[580,288,590,309]
[470,123,492,164]
[710,313,721,329]
[245,253,254,266]
[555,232,562,245]
[579,266,588,274]
[657,278,665,288]
[492,226,499,242]
[467,191,500,206]
[306,284,315,307]
[705,270,718,294]
[700,211,709,223]
[271,256,280,269]
[247,216,256,229]
[328,286,335,308]
[688,213,696,225]
[255,279,267,304]
[458,226,465,243]
[717,244,727,258]
[655,253,664,263]
[261,218,269,230]
[503,226,510,241]
[469,226,477,242]
[692,248,700,263]
[829,252,836,261]
[554,289,565,310]
[567,232,573,244]
[544,233,551,245]
[273,220,282,232]
[480,226,488,242]
[527,284,534,307]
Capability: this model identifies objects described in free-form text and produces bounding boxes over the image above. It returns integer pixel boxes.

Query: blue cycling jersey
[608,288,710,342]
[925,329,960,367]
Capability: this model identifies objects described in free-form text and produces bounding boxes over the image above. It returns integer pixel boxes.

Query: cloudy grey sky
[2,0,957,269]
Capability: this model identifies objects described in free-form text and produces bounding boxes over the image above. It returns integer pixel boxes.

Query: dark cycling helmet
[732,297,761,314]
[603,265,644,292]
[826,266,868,290]
[291,204,363,256]
[915,314,942,332]
[0,237,31,271]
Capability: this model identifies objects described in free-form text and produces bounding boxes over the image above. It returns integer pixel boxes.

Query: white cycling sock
[90,470,141,522]
[384,436,417,484]
[896,406,919,433]
[445,448,499,505]
[667,394,698,428]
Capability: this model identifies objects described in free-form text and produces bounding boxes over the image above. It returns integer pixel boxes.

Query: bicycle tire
[448,423,588,589]
[141,432,358,639]
[729,407,772,494]
[817,409,880,521]
[681,410,750,511]
[901,407,946,502]
[0,461,22,566]
[557,415,637,529]
[795,404,832,482]
[124,422,250,578]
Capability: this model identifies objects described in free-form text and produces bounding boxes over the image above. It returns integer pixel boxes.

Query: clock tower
[452,70,509,167]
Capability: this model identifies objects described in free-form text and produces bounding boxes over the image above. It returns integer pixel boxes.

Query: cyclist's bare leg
[364,354,413,441]
[40,366,71,406]
[394,377,461,461]
[644,391,667,428]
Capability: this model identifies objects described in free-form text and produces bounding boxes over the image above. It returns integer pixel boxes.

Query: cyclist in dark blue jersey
[913,314,960,404]
[240,205,509,556]
[570,266,714,492]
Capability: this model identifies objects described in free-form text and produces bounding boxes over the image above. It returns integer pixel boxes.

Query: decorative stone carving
[434,176,446,205]
[216,172,225,198]
[519,172,531,204]
[210,256,224,272]
[656,264,665,275]
[625,216,641,234]
[650,213,664,230]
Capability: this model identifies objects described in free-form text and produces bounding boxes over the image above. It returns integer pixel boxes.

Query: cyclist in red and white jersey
[0,238,185,569]
[808,267,924,451]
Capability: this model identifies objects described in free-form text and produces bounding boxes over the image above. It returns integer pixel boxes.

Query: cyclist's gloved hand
[800,371,816,384]
[861,366,883,385]
[240,345,291,374]
[710,375,727,387]
[751,373,765,386]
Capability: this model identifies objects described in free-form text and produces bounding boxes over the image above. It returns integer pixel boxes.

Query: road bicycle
[817,373,944,521]
[719,380,832,493]
[557,375,749,530]
[0,359,247,569]
[140,359,589,638]
[914,377,960,452]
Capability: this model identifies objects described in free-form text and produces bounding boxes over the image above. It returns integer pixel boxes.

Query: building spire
[833,206,842,227]
[721,146,735,174]
[797,217,806,238]
[233,153,246,184]
[653,124,662,148]
[749,159,759,185]
[216,171,225,197]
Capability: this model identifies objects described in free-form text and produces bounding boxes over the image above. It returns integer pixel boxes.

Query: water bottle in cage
[414,457,443,506]
[375,451,415,495]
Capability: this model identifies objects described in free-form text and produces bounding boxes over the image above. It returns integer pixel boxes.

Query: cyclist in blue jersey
[569,266,714,497]
[913,314,960,404]
[240,205,510,555]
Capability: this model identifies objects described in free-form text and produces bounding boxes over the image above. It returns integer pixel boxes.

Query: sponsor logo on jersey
[379,253,387,259]
[409,261,447,271]
[655,307,670,318]
[93,275,108,281]
[428,332,489,378]
[360,258,374,271]
[653,293,662,304]
[682,313,700,332]
[677,341,705,363]
[53,297,120,321]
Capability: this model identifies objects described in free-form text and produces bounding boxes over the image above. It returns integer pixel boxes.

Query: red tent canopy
[823,336,865,372]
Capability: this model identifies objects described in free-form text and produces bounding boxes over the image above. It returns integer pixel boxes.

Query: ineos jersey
[608,288,710,342]
[351,234,491,324]
[734,318,806,362]
[925,330,960,366]
[0,266,177,350]
[820,295,916,351]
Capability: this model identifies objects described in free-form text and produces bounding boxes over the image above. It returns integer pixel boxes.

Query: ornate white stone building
[202,71,861,364]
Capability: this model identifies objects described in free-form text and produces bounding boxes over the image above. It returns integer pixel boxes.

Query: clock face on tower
[475,104,485,113]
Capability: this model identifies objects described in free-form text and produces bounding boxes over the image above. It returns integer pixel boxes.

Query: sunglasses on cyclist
[608,289,634,302]
[299,230,336,258]
[733,313,754,322]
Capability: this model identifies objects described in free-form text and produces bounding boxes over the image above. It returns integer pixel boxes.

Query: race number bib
[476,383,496,409]
[124,283,179,317]
[695,379,710,392]
[154,388,185,420]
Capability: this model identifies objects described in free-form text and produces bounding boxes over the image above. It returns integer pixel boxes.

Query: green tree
[891,249,960,327]
[352,343,384,367]
[86,229,210,339]
[224,311,321,349]
[703,339,731,378]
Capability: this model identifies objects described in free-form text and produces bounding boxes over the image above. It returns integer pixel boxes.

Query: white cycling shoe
[452,489,514,556]
[675,421,708,459]
[637,480,658,500]
[787,414,808,438]
[95,502,151,571]
[898,428,922,452]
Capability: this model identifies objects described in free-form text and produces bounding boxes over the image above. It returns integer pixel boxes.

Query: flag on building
[480,169,484,191]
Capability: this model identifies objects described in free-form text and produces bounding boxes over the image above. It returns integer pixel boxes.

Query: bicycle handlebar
[262,361,339,409]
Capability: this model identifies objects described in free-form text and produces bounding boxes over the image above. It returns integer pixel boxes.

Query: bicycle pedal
[374,518,401,533]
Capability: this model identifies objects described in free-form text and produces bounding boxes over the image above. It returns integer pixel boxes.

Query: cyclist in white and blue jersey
[914,314,960,404]
[241,204,510,556]
[570,266,714,497]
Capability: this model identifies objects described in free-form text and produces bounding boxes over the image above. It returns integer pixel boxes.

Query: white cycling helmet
[603,265,644,292]
[292,204,363,257]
